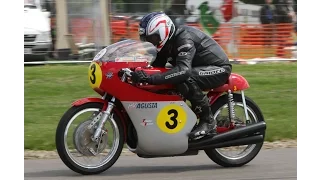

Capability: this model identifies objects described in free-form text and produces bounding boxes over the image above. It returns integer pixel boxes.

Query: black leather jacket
[149,25,231,85]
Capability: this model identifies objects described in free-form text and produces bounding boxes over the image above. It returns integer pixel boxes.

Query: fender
[211,73,250,93]
[207,92,224,105]
[207,73,250,105]
[72,97,128,141]
[72,97,108,110]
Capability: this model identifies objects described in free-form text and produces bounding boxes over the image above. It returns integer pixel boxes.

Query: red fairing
[97,62,181,102]
[95,62,249,102]
[134,67,176,91]
[133,67,250,93]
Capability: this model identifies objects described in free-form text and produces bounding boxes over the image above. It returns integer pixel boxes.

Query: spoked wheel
[205,93,265,167]
[55,102,124,175]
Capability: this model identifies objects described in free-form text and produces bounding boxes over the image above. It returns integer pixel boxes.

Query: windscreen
[93,39,157,63]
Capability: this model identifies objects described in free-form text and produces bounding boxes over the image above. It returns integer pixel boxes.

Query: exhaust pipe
[193,134,264,150]
[188,121,266,150]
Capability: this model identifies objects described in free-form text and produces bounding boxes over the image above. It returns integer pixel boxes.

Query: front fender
[72,97,128,141]
[72,97,107,111]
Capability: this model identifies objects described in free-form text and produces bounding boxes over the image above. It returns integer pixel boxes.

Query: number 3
[166,109,178,129]
[90,63,96,84]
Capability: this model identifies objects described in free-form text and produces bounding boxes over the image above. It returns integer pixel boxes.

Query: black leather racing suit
[148,25,232,137]
[149,25,232,90]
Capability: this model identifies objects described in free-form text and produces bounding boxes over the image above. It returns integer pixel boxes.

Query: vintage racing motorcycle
[55,39,267,175]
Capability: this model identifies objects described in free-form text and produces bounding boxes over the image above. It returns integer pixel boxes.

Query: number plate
[24,48,32,54]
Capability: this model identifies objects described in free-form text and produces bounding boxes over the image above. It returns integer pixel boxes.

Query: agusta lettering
[136,103,158,109]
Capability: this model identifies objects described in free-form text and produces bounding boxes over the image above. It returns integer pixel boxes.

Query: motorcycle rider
[130,12,232,138]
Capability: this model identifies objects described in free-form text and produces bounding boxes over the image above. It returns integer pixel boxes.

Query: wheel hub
[216,116,246,128]
[73,120,109,156]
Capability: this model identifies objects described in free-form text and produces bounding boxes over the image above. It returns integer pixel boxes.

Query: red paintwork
[209,73,250,93]
[208,93,223,105]
[72,97,128,141]
[216,122,236,134]
[207,73,250,104]
[216,127,231,133]
[78,61,251,139]
[134,67,175,91]
[96,62,181,101]
[94,62,250,103]
[72,97,108,110]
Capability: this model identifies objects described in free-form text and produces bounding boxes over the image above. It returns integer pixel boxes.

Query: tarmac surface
[24,147,297,180]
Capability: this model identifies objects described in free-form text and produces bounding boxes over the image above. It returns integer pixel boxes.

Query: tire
[55,102,125,175]
[205,93,265,167]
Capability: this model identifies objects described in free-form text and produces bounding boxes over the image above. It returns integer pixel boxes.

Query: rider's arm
[149,33,196,85]
[150,53,167,68]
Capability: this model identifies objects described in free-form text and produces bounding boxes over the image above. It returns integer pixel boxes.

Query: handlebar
[119,67,152,86]
[119,68,133,82]
[120,68,147,86]
[121,68,133,77]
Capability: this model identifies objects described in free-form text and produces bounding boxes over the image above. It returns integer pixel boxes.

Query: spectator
[286,0,297,34]
[259,0,277,45]
[164,0,188,27]
[274,0,295,24]
[45,0,57,59]
[274,0,296,56]
[260,0,276,24]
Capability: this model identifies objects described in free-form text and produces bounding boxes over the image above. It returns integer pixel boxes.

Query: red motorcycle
[55,40,266,175]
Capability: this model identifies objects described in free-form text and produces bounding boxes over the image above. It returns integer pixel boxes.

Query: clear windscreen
[92,39,157,63]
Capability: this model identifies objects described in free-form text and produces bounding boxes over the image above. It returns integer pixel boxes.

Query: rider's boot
[179,78,217,139]
[189,95,217,139]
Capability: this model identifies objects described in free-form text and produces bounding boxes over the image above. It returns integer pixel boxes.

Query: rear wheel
[55,102,124,175]
[205,93,265,167]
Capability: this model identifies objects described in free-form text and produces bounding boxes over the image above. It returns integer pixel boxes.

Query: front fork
[89,69,129,142]
[90,96,116,142]
[227,90,250,125]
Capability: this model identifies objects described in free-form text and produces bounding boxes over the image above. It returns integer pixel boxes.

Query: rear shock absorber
[227,90,236,122]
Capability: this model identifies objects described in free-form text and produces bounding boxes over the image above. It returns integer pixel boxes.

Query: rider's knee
[176,77,199,99]
[176,82,190,97]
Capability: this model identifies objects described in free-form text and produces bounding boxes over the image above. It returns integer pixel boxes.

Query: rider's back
[160,25,231,68]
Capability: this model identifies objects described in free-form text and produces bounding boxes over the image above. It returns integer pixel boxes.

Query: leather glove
[130,70,151,84]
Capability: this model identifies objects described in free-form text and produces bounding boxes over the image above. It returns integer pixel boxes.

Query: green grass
[24,62,297,150]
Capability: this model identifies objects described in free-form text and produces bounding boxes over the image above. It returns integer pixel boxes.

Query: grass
[24,62,297,150]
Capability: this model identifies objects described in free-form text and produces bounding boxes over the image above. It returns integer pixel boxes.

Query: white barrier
[24,58,297,65]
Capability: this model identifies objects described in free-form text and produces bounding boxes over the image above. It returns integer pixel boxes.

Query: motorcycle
[55,39,266,175]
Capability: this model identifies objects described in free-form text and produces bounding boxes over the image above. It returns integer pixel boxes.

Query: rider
[130,12,232,138]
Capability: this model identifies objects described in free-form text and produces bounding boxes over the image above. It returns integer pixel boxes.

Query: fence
[24,0,297,63]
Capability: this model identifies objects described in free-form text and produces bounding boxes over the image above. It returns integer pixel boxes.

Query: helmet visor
[145,34,161,47]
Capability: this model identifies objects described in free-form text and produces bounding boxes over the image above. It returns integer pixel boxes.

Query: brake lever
[118,68,132,78]
[123,68,132,77]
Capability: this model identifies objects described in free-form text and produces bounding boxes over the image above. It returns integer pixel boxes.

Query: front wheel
[205,93,265,167]
[55,102,125,175]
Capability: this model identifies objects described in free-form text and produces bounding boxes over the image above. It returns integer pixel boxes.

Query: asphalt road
[24,148,296,180]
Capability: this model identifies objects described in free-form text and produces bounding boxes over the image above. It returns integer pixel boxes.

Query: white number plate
[24,48,32,54]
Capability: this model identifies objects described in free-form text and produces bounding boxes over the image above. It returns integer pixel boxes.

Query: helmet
[138,12,176,52]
